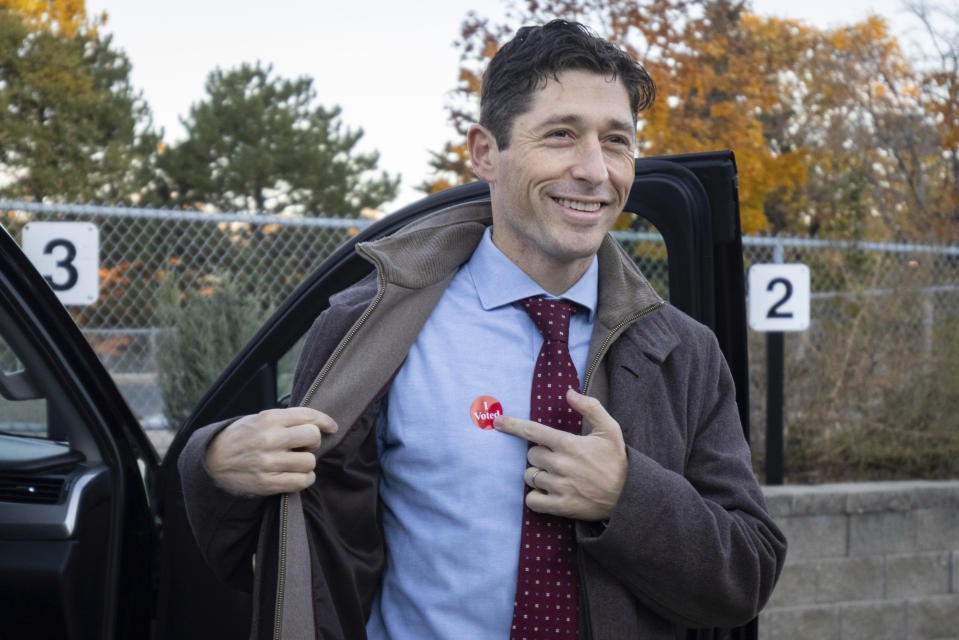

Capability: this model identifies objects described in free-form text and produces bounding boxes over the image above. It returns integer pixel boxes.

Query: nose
[570,138,609,185]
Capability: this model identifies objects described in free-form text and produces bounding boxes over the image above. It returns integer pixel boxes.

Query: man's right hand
[204,407,338,496]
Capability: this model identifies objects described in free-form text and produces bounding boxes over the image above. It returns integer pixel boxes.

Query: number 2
[766,277,793,319]
[43,239,79,291]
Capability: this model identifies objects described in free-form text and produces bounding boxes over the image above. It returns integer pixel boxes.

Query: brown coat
[179,202,786,639]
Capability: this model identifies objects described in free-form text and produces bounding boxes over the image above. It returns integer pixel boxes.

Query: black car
[0,151,751,640]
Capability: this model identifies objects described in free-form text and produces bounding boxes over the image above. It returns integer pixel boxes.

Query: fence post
[766,239,785,485]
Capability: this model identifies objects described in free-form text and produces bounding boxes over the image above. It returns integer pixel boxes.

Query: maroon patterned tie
[510,296,580,639]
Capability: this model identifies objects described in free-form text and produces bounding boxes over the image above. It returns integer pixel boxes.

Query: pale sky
[84,0,925,210]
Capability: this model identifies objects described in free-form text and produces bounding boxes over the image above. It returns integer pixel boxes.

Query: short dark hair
[479,20,656,149]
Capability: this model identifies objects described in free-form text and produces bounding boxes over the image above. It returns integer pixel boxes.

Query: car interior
[0,307,119,639]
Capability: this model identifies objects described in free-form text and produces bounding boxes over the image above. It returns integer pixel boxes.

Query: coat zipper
[273,249,387,640]
[577,298,664,640]
[301,250,387,408]
[273,494,290,640]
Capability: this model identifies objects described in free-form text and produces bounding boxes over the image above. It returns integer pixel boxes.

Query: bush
[154,274,271,429]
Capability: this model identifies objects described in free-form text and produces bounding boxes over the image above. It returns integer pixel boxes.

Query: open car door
[0,226,158,639]
[0,150,752,639]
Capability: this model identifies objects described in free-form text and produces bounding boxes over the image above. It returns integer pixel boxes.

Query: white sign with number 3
[22,222,100,306]
[748,263,810,332]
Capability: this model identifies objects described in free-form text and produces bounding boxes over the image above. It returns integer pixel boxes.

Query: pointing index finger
[493,414,571,449]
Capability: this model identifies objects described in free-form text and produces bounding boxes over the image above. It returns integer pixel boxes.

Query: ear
[468,124,498,183]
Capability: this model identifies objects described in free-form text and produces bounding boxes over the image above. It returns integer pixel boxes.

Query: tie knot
[519,296,576,343]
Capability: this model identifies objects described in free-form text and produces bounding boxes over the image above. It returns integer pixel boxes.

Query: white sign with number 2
[22,222,100,306]
[748,263,810,332]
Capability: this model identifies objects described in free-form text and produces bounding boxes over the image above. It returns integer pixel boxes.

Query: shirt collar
[466,226,598,321]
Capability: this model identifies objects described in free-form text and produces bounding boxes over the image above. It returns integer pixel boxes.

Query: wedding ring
[530,468,545,489]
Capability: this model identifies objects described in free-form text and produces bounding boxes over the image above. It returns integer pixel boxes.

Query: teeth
[556,198,602,212]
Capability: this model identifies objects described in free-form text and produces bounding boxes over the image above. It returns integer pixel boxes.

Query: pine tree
[0,9,159,202]
[156,62,398,217]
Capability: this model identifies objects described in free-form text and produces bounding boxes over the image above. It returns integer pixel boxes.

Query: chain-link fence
[743,235,959,481]
[3,201,957,479]
[2,202,361,429]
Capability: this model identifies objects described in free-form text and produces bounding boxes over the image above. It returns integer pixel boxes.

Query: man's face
[476,69,636,286]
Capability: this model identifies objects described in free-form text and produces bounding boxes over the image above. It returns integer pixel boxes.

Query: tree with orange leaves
[0,0,98,36]
[906,0,959,239]
[637,1,811,233]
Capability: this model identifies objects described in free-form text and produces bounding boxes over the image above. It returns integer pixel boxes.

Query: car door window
[0,312,102,459]
[277,333,307,405]
[0,336,47,439]
[615,213,670,301]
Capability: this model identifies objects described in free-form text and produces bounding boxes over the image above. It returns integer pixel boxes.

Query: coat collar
[358,200,677,363]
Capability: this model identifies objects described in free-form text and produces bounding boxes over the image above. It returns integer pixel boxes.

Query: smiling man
[179,20,786,640]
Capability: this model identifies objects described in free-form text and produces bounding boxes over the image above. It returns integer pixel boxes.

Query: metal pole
[765,238,786,485]
[766,331,784,485]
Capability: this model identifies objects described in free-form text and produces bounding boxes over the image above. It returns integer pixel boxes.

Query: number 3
[43,239,79,291]
[766,277,794,319]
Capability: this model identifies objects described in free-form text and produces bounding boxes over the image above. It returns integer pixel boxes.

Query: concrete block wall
[760,481,959,640]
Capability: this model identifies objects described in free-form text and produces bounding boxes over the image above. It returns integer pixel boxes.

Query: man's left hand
[493,388,627,521]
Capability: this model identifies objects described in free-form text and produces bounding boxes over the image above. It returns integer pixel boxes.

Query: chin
[553,239,605,262]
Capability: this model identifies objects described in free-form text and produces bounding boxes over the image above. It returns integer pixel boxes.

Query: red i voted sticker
[470,395,503,430]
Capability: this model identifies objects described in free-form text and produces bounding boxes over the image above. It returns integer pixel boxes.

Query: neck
[490,233,593,295]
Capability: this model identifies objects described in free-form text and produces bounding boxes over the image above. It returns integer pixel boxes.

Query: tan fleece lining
[308,276,455,458]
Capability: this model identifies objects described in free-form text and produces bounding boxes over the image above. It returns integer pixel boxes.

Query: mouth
[552,197,605,213]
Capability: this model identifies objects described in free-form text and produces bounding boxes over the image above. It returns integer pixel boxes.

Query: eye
[548,129,572,139]
[607,134,631,146]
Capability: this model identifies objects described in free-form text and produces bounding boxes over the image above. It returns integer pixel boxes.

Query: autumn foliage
[428,0,959,241]
[0,0,98,36]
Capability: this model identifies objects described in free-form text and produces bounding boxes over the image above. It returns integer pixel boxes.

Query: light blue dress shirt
[365,227,598,639]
